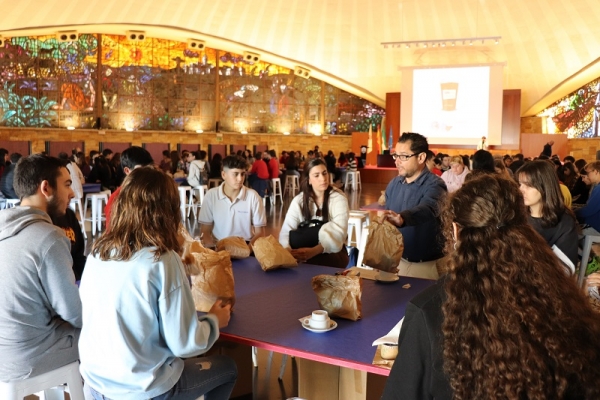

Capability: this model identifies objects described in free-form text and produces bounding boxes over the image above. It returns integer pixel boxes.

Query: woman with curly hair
[382,174,600,399]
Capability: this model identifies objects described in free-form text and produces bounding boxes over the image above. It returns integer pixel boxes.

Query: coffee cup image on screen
[440,82,458,111]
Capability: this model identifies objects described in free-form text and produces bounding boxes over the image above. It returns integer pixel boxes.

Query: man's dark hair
[308,150,314,156]
[222,155,248,170]
[472,150,495,172]
[57,152,69,160]
[10,153,22,164]
[14,154,65,199]
[513,153,524,161]
[102,148,113,157]
[563,155,575,164]
[269,149,276,158]
[425,150,435,161]
[398,132,429,155]
[162,150,170,157]
[199,150,207,160]
[121,146,154,170]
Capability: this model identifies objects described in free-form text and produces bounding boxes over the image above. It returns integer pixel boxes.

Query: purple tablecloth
[218,257,435,375]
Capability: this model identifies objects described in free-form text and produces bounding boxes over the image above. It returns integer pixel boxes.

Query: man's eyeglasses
[391,153,419,161]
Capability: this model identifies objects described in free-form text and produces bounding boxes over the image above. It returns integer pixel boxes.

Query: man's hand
[381,210,404,227]
[209,299,232,329]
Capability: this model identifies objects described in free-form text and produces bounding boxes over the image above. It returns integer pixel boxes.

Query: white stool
[356,226,371,269]
[0,360,84,400]
[5,199,19,208]
[190,185,208,218]
[69,198,86,239]
[344,171,361,191]
[271,178,283,205]
[578,228,600,287]
[350,210,371,226]
[347,214,367,247]
[178,186,192,220]
[83,191,110,236]
[208,178,222,189]
[284,175,299,197]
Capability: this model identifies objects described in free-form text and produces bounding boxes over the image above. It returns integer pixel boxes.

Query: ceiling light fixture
[381,36,501,49]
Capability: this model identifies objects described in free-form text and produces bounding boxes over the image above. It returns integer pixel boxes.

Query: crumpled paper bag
[217,236,251,259]
[363,219,403,273]
[181,232,235,312]
[378,190,386,206]
[253,235,298,271]
[312,274,362,321]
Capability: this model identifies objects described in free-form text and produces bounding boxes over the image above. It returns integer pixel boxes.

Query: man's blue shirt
[385,168,447,262]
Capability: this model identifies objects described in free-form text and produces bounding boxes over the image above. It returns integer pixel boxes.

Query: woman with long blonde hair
[382,174,600,399]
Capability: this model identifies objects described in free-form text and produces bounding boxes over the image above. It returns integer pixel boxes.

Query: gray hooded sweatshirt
[0,206,82,380]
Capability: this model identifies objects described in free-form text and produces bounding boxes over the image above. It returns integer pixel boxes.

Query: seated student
[248,152,269,198]
[0,154,81,381]
[104,146,154,228]
[199,155,266,247]
[381,174,600,399]
[79,168,236,399]
[440,155,469,193]
[517,160,579,268]
[576,161,600,231]
[0,152,22,198]
[279,159,349,268]
[425,150,442,177]
[187,150,210,187]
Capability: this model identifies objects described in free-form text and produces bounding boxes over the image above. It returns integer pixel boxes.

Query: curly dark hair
[441,174,600,399]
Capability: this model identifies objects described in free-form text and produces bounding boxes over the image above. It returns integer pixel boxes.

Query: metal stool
[5,199,19,208]
[284,175,299,197]
[191,185,208,218]
[83,191,110,236]
[0,360,84,400]
[178,186,192,220]
[347,213,367,247]
[271,178,283,205]
[344,171,361,191]
[69,197,86,238]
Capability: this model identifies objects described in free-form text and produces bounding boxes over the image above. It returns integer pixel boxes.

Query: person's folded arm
[318,192,349,253]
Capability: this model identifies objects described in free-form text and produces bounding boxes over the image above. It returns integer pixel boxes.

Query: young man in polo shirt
[199,155,266,247]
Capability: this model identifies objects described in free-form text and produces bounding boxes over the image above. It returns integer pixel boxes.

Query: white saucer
[375,272,399,283]
[301,319,338,333]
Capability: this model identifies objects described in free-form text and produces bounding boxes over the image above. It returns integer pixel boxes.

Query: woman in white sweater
[279,158,349,268]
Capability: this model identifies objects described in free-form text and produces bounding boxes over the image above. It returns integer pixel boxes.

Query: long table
[217,258,435,398]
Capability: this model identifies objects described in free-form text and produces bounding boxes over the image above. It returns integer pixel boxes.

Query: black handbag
[289,219,326,249]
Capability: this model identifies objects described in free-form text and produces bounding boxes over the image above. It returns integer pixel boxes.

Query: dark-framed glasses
[391,153,419,161]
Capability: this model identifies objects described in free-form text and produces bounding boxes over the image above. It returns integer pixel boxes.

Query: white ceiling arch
[1,0,599,116]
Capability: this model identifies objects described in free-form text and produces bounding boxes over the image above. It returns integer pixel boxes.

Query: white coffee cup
[380,343,398,360]
[304,310,330,329]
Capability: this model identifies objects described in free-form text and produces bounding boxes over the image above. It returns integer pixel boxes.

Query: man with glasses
[381,132,447,279]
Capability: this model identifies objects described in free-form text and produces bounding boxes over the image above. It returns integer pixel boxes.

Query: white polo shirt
[198,184,266,241]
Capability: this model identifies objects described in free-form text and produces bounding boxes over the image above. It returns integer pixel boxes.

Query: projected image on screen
[412,66,490,140]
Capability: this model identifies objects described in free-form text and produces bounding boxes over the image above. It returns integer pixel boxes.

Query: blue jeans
[85,355,237,400]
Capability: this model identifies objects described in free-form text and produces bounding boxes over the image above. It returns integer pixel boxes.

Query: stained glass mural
[537,77,600,138]
[0,34,382,134]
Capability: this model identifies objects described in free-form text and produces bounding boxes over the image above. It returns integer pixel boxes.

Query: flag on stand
[381,117,387,152]
[388,127,394,150]
[376,124,382,155]
[367,124,373,154]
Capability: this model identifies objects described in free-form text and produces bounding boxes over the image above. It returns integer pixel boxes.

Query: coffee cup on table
[380,343,398,360]
[304,310,330,329]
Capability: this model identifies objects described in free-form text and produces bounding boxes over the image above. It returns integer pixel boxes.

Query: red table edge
[219,332,391,376]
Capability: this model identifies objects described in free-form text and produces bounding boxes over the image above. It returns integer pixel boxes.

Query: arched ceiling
[1,0,599,116]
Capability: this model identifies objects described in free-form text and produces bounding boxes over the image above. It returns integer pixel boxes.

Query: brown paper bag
[312,275,362,321]
[217,236,251,259]
[253,235,298,271]
[190,248,235,312]
[363,219,403,273]
[378,190,386,206]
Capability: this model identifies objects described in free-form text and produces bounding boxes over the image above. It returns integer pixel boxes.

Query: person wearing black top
[51,207,86,280]
[0,153,21,199]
